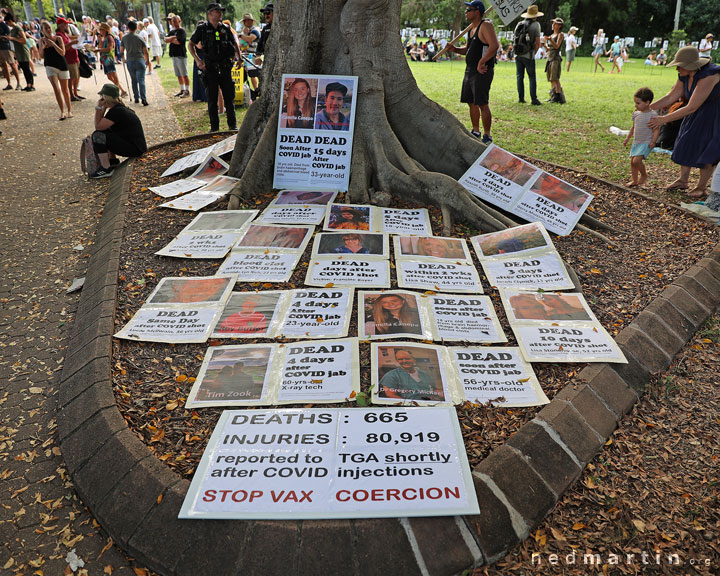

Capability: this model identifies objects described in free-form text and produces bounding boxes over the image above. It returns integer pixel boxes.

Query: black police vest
[200,23,236,64]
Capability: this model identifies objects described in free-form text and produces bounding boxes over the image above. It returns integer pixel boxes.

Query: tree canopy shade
[227,0,521,234]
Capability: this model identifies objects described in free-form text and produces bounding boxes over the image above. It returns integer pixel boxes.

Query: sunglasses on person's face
[465,8,477,12]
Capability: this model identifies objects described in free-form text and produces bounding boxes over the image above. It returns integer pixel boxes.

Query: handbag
[78,50,93,78]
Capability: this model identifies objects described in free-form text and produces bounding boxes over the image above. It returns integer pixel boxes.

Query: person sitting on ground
[87,83,147,179]
[656,48,667,65]
[645,52,657,66]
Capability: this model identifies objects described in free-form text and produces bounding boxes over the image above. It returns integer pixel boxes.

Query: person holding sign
[282,77,316,129]
[446,1,498,143]
[314,81,350,130]
[366,294,422,336]
[379,348,443,401]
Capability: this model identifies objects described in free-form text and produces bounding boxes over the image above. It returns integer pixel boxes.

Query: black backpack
[514,19,533,54]
[77,49,93,79]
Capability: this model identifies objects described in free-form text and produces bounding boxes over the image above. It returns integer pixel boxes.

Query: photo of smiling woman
[280,77,317,129]
[363,292,423,337]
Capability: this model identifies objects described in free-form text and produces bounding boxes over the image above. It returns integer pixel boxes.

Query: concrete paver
[0,62,180,575]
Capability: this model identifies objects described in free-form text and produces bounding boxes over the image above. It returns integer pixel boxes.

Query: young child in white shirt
[623,87,659,188]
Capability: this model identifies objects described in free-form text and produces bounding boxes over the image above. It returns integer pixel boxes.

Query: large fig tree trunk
[227,0,519,233]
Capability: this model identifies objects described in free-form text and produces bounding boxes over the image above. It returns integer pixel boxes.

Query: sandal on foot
[625,181,638,188]
[664,181,688,192]
[687,188,708,200]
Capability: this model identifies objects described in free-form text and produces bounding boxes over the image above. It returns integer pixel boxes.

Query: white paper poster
[155,232,243,259]
[312,232,389,259]
[161,148,210,177]
[481,253,575,291]
[358,290,433,341]
[397,261,483,293]
[158,190,226,211]
[278,288,354,339]
[428,294,506,342]
[273,75,358,191]
[323,204,432,235]
[489,0,534,26]
[459,145,593,236]
[306,258,391,288]
[381,208,433,235]
[471,222,554,260]
[148,178,205,198]
[217,252,301,283]
[179,407,479,519]
[259,204,328,225]
[189,154,230,184]
[212,291,285,338]
[394,235,472,262]
[450,347,548,407]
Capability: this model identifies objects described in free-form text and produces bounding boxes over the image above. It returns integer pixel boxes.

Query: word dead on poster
[178,407,479,520]
[211,288,354,340]
[259,190,339,225]
[273,74,358,192]
[217,252,301,283]
[428,294,506,342]
[114,275,236,343]
[450,347,548,407]
[459,144,593,236]
[323,203,432,235]
[501,289,627,363]
[397,260,483,293]
[306,259,391,288]
[481,253,574,291]
[185,339,360,408]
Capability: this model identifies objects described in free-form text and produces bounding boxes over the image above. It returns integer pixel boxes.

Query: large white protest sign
[274,75,358,191]
[114,275,236,343]
[450,347,548,407]
[397,261,483,293]
[500,289,627,363]
[306,258,390,288]
[489,0,534,26]
[459,145,593,235]
[278,288,354,339]
[481,253,575,291]
[156,232,243,259]
[179,407,479,519]
[427,294,506,342]
[217,252,301,283]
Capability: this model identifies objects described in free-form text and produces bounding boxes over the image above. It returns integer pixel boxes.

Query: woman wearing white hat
[649,46,720,199]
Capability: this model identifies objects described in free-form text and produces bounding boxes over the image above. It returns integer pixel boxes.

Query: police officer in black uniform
[189,3,241,131]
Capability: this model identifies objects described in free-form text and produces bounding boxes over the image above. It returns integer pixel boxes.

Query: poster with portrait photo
[259,204,329,226]
[513,173,593,236]
[155,231,243,259]
[312,232,388,259]
[273,74,358,192]
[471,222,554,260]
[481,253,575,291]
[212,291,284,338]
[371,343,457,406]
[394,235,471,262]
[280,76,319,130]
[217,252,301,283]
[450,347,548,407]
[380,208,433,236]
[278,287,354,339]
[272,190,338,205]
[428,294,506,343]
[184,210,258,232]
[276,338,360,404]
[114,305,224,343]
[189,154,230,184]
[396,261,483,293]
[186,345,274,407]
[358,291,432,341]
[324,204,373,232]
[459,144,539,209]
[500,290,597,325]
[234,224,314,252]
[146,275,236,306]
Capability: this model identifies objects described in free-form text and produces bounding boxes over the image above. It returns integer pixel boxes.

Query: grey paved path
[0,63,180,575]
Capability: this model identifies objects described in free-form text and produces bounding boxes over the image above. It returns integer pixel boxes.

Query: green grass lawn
[156,53,678,185]
[410,56,678,184]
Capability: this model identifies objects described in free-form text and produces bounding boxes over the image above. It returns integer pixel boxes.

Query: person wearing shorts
[56,18,82,100]
[565,26,577,72]
[0,9,21,90]
[39,20,72,119]
[447,1,498,144]
[165,15,189,97]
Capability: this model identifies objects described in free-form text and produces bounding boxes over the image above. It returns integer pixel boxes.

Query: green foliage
[667,29,688,61]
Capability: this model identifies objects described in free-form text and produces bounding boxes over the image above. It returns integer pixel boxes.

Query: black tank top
[43,43,68,70]
[465,20,495,70]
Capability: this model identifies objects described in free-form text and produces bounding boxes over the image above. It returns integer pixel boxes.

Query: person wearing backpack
[514,4,542,106]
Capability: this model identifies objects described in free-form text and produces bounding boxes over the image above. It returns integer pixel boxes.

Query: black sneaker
[142,100,149,106]
[470,130,482,138]
[174,90,184,97]
[23,86,36,92]
[481,134,493,144]
[210,126,219,133]
[0,108,6,120]
[2,85,13,90]
[518,99,526,103]
[89,168,115,179]
[531,100,542,106]
[109,158,120,166]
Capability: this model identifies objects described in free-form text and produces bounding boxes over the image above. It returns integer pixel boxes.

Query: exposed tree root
[580,212,620,233]
[576,224,614,245]
[440,204,453,236]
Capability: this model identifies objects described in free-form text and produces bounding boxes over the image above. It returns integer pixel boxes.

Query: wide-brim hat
[553,18,564,26]
[569,26,578,34]
[521,4,543,18]
[165,12,176,19]
[666,45,710,70]
[98,83,120,99]
[241,13,255,22]
[706,33,714,39]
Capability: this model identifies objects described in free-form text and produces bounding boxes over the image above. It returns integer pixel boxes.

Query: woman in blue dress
[649,46,720,199]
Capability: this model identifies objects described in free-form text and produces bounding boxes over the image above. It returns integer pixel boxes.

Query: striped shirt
[632,110,658,144]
